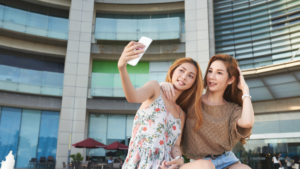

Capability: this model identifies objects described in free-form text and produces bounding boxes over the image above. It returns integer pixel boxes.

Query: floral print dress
[122,94,182,169]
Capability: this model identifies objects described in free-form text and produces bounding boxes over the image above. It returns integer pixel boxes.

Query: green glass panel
[92,61,149,74]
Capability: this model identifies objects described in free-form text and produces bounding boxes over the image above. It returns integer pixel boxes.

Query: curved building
[0,0,298,168]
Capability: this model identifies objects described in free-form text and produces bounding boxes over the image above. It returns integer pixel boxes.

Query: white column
[185,0,213,76]
[56,0,94,168]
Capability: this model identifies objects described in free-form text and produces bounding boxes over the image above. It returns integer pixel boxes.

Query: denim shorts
[203,151,240,169]
[191,151,240,169]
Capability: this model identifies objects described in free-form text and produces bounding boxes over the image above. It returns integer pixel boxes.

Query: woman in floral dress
[118,41,205,169]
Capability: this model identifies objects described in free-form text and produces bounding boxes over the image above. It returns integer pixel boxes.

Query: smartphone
[127,36,153,66]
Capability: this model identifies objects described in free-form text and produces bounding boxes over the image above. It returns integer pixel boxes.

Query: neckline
[160,94,181,121]
[201,100,229,110]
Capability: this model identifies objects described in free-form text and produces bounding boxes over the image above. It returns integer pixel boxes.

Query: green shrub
[70,153,84,162]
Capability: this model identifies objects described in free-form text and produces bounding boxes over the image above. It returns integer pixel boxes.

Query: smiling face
[206,60,235,93]
[171,62,197,91]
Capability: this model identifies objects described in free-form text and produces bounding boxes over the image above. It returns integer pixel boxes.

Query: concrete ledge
[92,43,185,54]
[23,0,71,9]
[253,96,300,114]
[95,0,183,4]
[91,53,184,61]
[0,35,66,57]
[94,2,184,14]
[87,98,140,113]
[91,43,185,61]
[243,60,300,78]
[0,91,62,111]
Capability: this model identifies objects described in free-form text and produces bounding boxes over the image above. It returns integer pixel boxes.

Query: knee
[196,160,215,169]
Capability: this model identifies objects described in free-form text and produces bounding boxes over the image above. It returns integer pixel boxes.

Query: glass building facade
[0,4,69,40]
[0,0,299,168]
[231,111,300,169]
[95,13,184,41]
[88,114,135,161]
[214,0,300,69]
[0,107,60,168]
[0,51,64,96]
[233,138,300,169]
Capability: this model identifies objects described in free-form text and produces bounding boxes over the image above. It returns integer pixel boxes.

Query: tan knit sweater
[181,101,252,159]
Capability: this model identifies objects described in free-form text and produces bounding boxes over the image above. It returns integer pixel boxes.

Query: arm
[172,111,185,158]
[118,41,159,103]
[237,67,255,128]
[166,111,186,166]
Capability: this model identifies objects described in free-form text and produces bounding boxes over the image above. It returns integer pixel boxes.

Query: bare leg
[228,163,251,169]
[179,159,215,169]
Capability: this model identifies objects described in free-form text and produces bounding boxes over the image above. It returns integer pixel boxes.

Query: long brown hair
[165,58,204,132]
[203,54,250,144]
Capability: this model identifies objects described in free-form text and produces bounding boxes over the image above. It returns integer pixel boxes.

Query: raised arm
[237,67,255,128]
[118,41,159,103]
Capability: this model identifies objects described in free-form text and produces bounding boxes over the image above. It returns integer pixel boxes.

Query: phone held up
[127,36,153,66]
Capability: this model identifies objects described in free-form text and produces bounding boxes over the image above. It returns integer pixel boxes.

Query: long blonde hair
[165,58,204,132]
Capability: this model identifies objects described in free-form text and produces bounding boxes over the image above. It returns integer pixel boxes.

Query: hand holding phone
[118,41,145,69]
[127,36,153,66]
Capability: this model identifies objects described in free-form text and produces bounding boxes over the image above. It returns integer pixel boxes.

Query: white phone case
[127,36,153,66]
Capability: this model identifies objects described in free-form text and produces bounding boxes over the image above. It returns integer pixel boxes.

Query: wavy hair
[203,54,250,145]
[165,58,204,132]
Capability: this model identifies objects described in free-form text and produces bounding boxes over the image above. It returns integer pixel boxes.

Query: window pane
[16,109,41,168]
[37,111,60,162]
[107,115,126,139]
[126,115,135,138]
[0,107,22,162]
[3,7,27,25]
[89,114,107,156]
[254,49,271,56]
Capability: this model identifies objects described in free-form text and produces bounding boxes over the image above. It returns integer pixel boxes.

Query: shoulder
[225,102,243,119]
[227,102,242,112]
[144,80,161,95]
[145,80,160,90]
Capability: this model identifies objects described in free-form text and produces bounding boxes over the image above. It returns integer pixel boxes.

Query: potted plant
[70,153,84,169]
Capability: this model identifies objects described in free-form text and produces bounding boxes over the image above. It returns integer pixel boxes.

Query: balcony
[91,73,167,97]
[95,17,181,41]
[0,65,64,96]
[0,5,69,40]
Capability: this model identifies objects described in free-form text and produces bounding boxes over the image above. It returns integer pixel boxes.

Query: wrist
[118,64,126,70]
[242,87,249,94]
[174,156,184,162]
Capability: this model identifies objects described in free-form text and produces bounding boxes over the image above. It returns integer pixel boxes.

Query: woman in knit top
[160,54,254,169]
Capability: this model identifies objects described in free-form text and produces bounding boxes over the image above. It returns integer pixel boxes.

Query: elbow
[242,121,254,128]
[126,96,138,103]
[126,98,135,103]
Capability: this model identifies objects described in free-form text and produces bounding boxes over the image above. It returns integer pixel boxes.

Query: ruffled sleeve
[229,104,252,145]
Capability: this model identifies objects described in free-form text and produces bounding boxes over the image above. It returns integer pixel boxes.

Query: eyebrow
[209,68,225,72]
[181,66,196,75]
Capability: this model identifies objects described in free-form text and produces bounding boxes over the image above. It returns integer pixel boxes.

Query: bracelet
[174,156,184,161]
[242,94,251,100]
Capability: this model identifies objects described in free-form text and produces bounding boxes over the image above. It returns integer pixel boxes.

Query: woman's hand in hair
[237,67,249,94]
[118,41,145,69]
[160,82,177,100]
